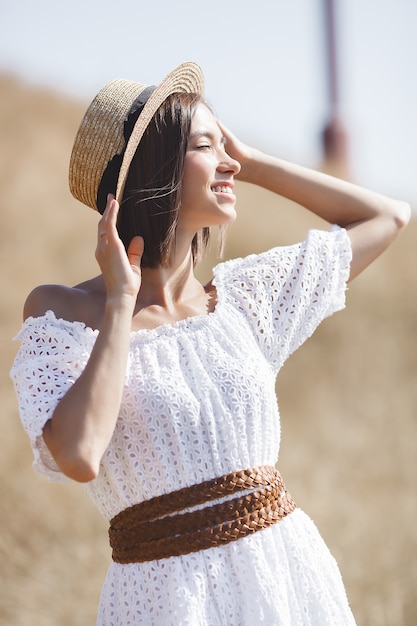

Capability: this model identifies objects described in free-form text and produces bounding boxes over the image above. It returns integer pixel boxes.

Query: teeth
[212,186,233,194]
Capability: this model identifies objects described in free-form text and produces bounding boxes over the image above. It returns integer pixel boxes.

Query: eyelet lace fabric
[10,228,356,625]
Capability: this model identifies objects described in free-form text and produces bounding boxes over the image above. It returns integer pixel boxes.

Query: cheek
[182,160,210,201]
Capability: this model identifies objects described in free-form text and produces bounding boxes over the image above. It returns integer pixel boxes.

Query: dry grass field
[0,74,416,626]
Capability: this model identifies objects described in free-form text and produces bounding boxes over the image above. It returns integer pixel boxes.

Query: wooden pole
[321,0,350,176]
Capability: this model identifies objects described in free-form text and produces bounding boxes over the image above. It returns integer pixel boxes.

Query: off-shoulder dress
[10,227,356,625]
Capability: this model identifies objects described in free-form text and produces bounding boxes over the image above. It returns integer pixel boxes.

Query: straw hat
[69,61,204,212]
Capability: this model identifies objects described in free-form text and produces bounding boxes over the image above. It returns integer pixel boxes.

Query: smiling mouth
[211,185,234,194]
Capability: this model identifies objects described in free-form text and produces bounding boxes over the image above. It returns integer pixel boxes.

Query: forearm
[237,148,410,280]
[43,296,135,482]
[239,148,408,228]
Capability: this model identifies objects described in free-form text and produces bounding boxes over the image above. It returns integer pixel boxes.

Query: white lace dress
[10,227,357,626]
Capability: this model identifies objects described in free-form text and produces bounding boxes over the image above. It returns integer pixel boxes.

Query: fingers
[217,120,247,162]
[97,194,119,243]
[217,121,254,183]
[97,195,144,274]
[217,120,233,151]
[95,197,143,300]
[127,236,144,270]
[217,120,241,149]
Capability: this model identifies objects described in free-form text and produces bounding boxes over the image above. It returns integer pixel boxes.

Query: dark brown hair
[117,92,210,268]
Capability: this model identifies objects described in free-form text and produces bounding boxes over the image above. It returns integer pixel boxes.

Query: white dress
[10,227,356,626]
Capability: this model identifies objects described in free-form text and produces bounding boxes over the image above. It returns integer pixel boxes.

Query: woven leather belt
[109,465,296,563]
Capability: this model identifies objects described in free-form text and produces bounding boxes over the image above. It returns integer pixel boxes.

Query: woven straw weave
[69,62,204,211]
[69,80,147,211]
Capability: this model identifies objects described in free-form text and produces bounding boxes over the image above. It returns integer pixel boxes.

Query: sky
[1,0,416,209]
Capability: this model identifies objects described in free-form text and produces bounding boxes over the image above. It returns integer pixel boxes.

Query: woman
[10,62,410,625]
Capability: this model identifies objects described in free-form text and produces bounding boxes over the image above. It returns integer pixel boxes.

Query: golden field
[0,74,416,626]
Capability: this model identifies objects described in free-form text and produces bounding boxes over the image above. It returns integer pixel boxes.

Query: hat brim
[69,62,204,211]
[115,61,204,205]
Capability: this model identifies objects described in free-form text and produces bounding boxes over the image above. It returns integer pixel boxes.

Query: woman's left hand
[217,120,255,181]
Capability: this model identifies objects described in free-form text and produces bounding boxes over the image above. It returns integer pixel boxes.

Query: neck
[137,242,200,311]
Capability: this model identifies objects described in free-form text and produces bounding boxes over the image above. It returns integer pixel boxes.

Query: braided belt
[109,465,296,563]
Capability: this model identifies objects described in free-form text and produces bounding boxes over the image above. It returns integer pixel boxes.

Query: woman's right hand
[95,194,144,303]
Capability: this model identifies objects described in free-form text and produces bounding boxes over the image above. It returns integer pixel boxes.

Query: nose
[218,151,241,176]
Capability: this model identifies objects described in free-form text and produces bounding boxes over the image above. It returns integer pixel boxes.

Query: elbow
[346,198,412,282]
[59,455,101,483]
[55,442,102,482]
[393,199,412,231]
[374,198,412,246]
[43,422,101,482]
[52,447,101,482]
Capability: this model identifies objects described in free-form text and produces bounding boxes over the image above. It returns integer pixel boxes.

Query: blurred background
[1,1,416,624]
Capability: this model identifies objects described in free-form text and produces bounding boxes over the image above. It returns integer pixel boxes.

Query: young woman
[10,62,410,625]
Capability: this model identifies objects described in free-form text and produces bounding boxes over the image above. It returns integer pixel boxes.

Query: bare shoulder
[23,276,105,329]
[24,284,71,320]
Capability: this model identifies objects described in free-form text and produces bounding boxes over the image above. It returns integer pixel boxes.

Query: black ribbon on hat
[96,85,156,214]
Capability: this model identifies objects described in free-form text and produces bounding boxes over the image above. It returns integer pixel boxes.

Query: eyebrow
[188,130,226,144]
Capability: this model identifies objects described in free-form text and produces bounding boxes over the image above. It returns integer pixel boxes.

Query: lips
[211,185,234,194]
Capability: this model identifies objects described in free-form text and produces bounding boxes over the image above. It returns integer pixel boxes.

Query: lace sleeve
[215,227,351,373]
[9,311,96,481]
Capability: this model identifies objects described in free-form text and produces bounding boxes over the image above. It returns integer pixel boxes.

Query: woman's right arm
[31,196,143,482]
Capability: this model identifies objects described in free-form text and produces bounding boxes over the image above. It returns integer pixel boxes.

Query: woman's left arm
[220,124,411,281]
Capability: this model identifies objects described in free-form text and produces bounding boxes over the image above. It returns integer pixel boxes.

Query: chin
[225,212,237,225]
[218,204,237,224]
